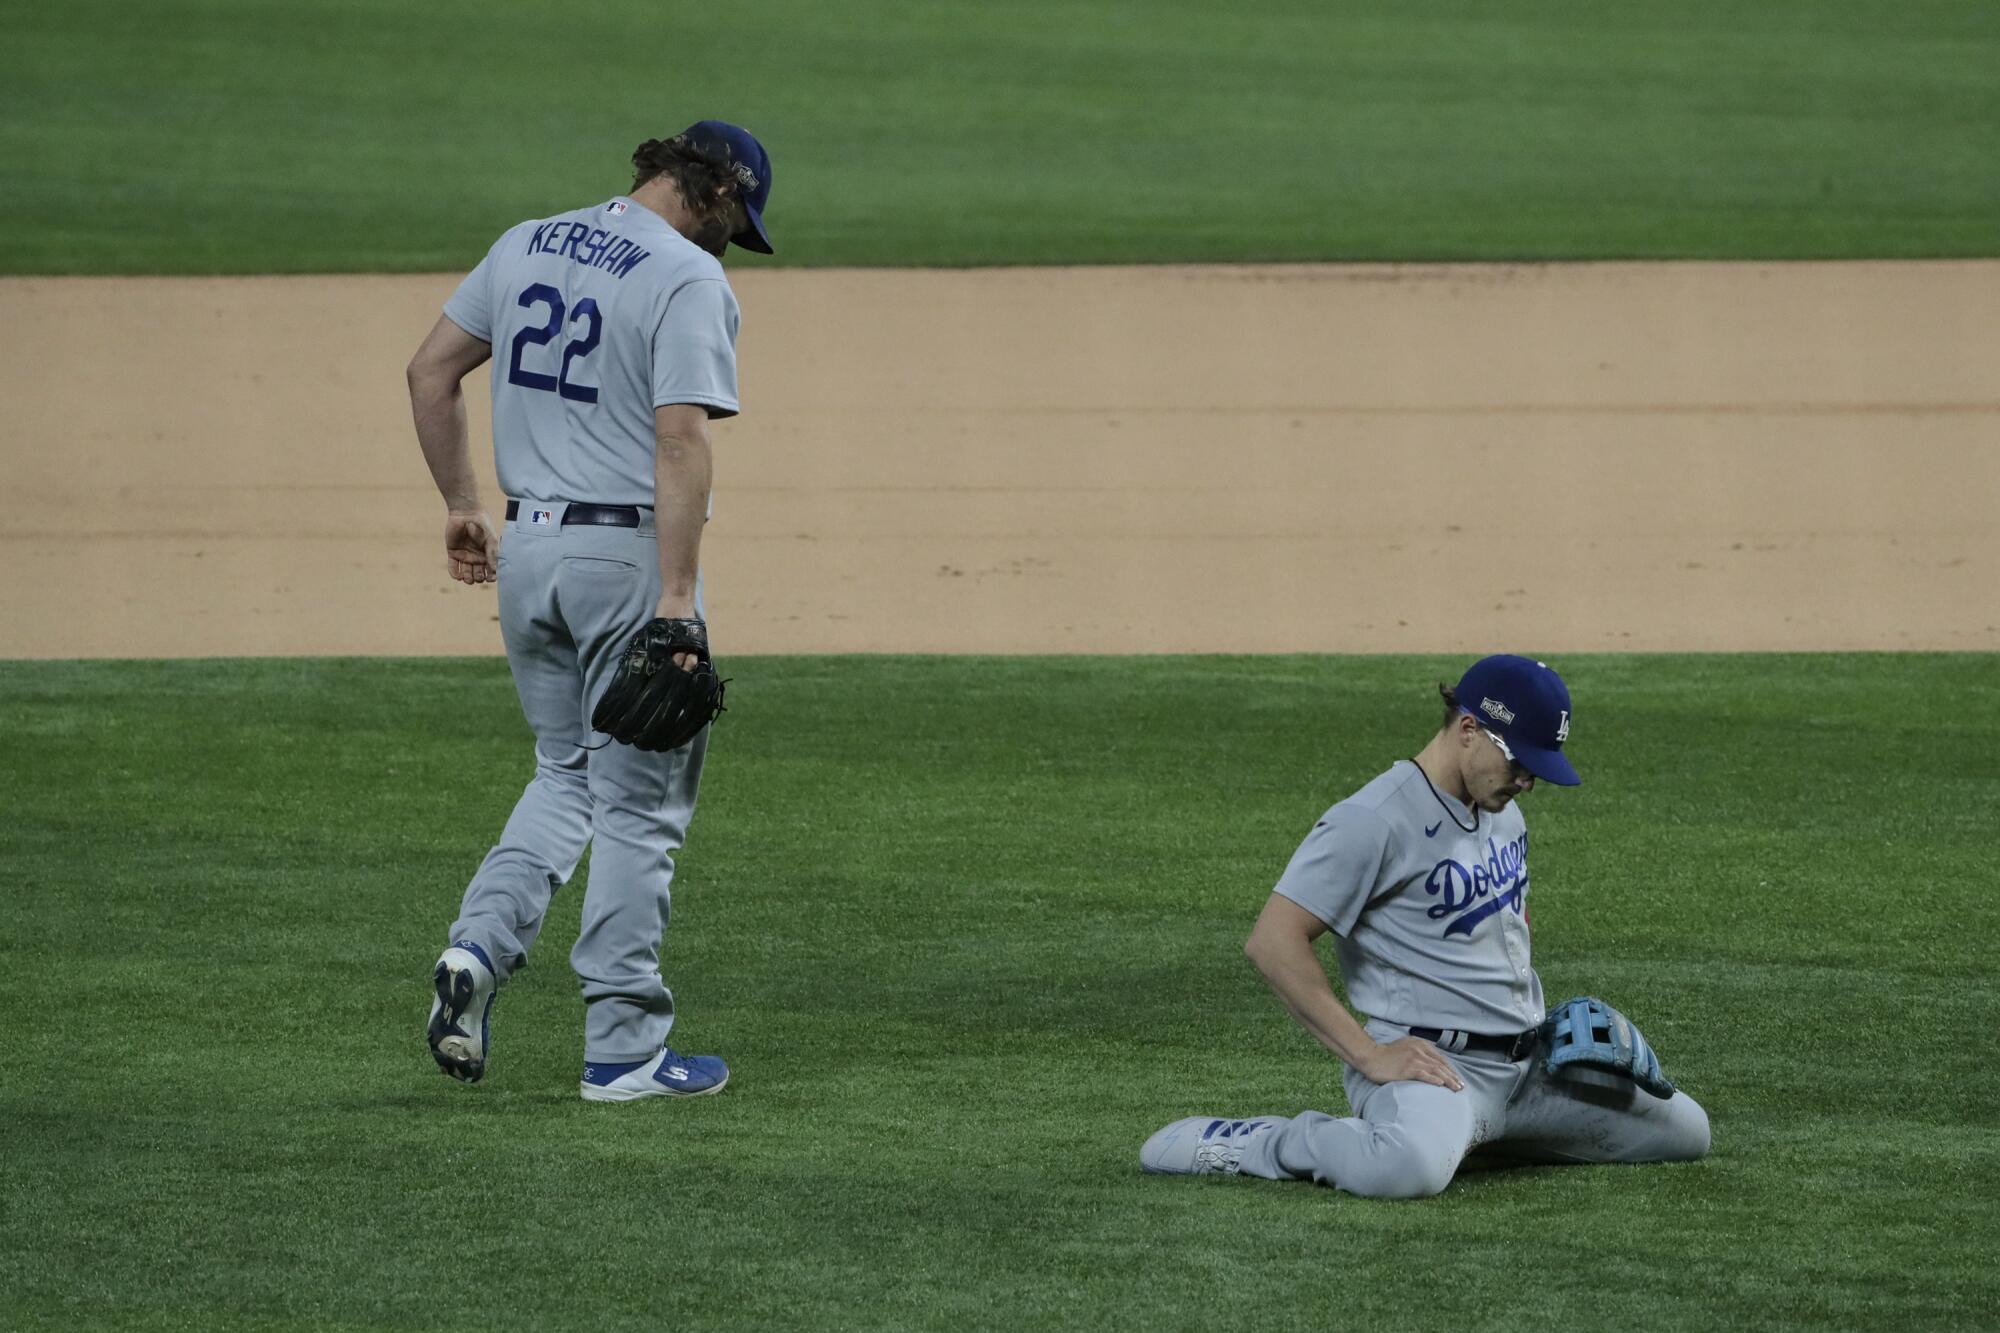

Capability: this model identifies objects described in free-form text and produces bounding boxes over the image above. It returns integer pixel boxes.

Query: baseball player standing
[1141,656,1711,1196]
[404,121,774,1102]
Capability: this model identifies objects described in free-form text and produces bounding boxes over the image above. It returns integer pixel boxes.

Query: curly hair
[629,135,742,223]
[1437,682,1463,733]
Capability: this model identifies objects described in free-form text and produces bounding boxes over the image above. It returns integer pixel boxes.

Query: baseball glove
[1539,995,1677,1099]
[590,617,726,752]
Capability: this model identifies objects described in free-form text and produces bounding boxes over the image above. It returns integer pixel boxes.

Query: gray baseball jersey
[434,195,739,1068]
[443,196,739,507]
[1273,760,1542,1034]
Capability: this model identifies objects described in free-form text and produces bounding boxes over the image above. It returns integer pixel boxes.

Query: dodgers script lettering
[1424,833,1530,937]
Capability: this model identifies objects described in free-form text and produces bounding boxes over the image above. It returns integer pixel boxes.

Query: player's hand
[654,593,700,670]
[445,511,500,585]
[1357,1037,1465,1092]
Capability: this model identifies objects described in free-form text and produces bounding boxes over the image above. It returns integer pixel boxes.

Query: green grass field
[4,0,1999,272]
[3,654,1995,1330]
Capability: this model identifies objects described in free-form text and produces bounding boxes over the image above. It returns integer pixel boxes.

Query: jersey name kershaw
[1425,832,1529,938]
[523,219,651,278]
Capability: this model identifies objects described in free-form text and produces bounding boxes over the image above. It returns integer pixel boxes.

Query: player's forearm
[409,373,483,512]
[1246,932,1376,1067]
[652,426,712,615]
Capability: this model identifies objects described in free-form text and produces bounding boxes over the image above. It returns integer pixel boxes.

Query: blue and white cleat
[426,941,497,1083]
[1140,1116,1276,1175]
[580,1048,730,1102]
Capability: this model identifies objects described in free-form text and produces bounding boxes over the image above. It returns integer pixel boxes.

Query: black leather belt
[505,500,642,528]
[1409,1026,1540,1061]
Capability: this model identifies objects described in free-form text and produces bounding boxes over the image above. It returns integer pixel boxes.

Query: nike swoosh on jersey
[1425,821,1443,837]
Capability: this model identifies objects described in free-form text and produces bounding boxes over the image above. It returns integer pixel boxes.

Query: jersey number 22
[507,283,600,403]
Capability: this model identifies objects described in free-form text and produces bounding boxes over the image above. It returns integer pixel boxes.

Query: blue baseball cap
[680,119,773,254]
[1455,655,1580,787]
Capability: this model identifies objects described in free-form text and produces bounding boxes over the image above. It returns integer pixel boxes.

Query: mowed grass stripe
[1,654,1995,1329]
[3,1,2000,271]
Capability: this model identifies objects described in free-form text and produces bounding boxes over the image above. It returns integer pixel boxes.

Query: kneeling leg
[1237,1081,1479,1199]
[1498,1064,1712,1166]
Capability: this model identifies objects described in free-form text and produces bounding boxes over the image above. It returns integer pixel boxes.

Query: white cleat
[579,1048,730,1102]
[427,941,497,1083]
[1140,1116,1276,1175]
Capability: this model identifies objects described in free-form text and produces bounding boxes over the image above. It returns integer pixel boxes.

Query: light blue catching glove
[1540,996,1677,1099]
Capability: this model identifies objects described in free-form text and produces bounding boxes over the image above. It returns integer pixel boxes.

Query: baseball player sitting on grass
[1141,655,1710,1198]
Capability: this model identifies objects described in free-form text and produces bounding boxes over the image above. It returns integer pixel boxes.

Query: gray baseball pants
[445,502,706,1065]
[1234,1019,1712,1198]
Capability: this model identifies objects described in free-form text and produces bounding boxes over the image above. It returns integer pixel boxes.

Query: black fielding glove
[591,617,727,752]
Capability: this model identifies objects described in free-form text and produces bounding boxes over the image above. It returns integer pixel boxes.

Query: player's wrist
[1347,1037,1387,1073]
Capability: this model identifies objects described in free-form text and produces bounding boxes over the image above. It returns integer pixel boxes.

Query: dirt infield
[2,262,1994,658]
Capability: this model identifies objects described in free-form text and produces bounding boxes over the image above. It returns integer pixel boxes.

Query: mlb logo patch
[529,509,555,527]
[605,200,628,216]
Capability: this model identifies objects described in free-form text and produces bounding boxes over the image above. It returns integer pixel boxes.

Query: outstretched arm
[1245,893,1464,1092]
[407,315,497,584]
